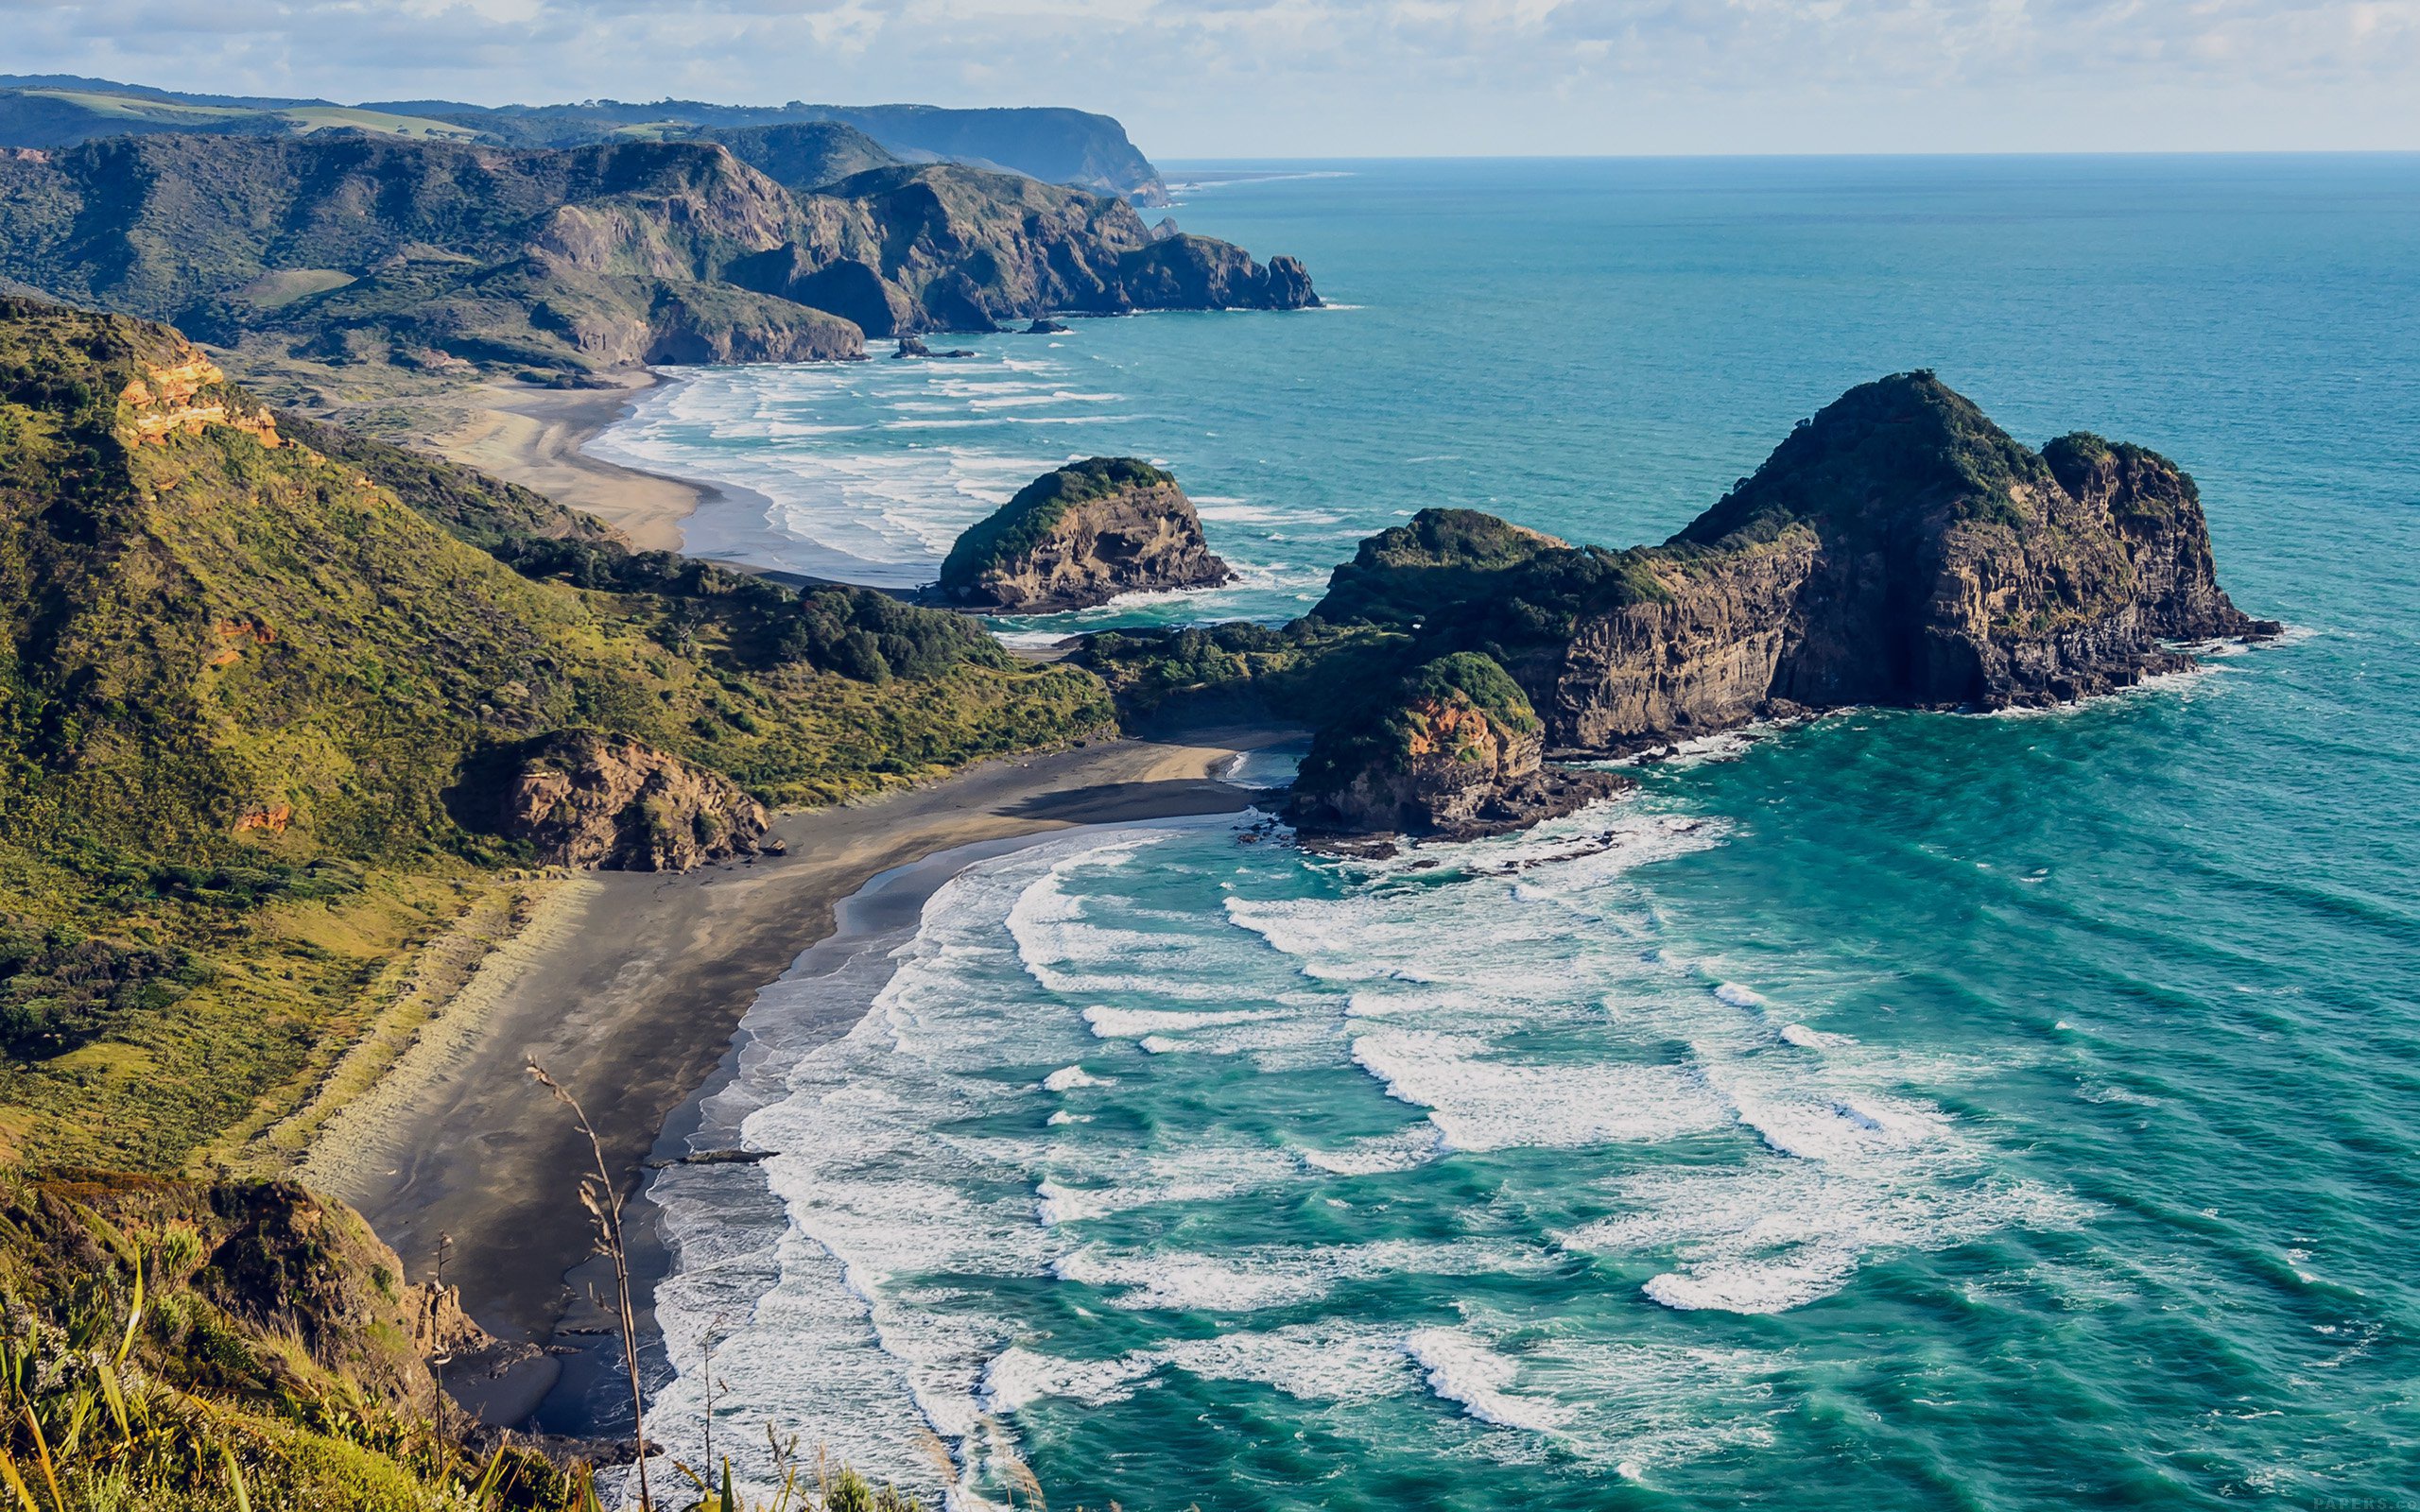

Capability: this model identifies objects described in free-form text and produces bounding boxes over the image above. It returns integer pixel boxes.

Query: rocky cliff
[1288,652,1629,841]
[1263,372,2277,835]
[939,457,1235,611]
[496,730,775,870]
[1317,373,2277,757]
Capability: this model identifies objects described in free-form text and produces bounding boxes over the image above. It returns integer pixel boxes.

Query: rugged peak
[1677,369,2054,549]
[1268,374,2276,837]
[939,456,1233,612]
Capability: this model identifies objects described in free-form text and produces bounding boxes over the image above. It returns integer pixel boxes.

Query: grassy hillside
[0,1170,926,1508]
[0,298,1110,1169]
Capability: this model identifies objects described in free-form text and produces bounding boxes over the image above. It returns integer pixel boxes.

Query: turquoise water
[617,159,2420,1509]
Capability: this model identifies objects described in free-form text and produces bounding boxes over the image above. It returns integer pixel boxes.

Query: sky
[4,0,2417,158]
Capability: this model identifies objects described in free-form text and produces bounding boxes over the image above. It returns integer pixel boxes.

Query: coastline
[415,372,711,552]
[304,725,1300,1425]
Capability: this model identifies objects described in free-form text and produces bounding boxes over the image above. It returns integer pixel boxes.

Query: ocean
[602,158,2420,1509]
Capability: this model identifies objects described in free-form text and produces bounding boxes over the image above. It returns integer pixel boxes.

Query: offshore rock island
[1079,371,2278,839]
[938,457,1234,611]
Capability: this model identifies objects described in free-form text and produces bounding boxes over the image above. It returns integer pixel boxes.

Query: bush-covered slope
[0,298,1111,1166]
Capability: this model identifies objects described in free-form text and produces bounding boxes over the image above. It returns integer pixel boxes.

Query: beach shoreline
[414,372,709,552]
[304,725,1301,1427]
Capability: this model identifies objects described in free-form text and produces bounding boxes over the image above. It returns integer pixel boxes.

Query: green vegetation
[0,299,1109,1168]
[0,129,1303,382]
[939,458,1175,593]
[1292,650,1538,798]
[0,1170,931,1509]
[1677,369,2057,545]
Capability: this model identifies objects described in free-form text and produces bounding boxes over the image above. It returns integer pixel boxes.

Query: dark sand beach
[304,727,1294,1423]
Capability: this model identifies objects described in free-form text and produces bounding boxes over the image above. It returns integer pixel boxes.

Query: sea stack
[938,457,1235,612]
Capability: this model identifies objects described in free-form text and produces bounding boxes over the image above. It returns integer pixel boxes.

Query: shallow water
[619,158,2420,1508]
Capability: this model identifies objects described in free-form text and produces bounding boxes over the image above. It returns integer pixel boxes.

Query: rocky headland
[939,457,1236,611]
[0,135,1317,386]
[1286,651,1630,842]
[1109,371,2278,840]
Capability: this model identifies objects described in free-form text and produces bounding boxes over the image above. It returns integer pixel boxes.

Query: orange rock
[234,803,292,834]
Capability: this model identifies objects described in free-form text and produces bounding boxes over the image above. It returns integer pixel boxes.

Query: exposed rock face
[1116,237,1320,313]
[939,457,1235,612]
[1318,373,2277,764]
[118,349,285,448]
[498,730,774,870]
[1288,652,1629,840]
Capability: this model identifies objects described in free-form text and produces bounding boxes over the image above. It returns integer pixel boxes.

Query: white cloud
[2,0,2415,152]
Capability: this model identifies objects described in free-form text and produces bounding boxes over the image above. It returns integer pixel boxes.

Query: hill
[0,133,1314,380]
[0,75,1169,202]
[0,297,1111,1167]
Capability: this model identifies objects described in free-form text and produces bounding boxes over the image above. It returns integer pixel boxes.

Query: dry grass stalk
[527,1057,653,1511]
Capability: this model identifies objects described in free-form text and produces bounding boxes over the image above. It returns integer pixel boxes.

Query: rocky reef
[496,730,775,870]
[938,457,1235,612]
[1288,652,1629,841]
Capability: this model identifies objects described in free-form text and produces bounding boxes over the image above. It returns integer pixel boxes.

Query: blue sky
[5,0,2415,157]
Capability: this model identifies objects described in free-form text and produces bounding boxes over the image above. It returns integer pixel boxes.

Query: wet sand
[310,729,1292,1415]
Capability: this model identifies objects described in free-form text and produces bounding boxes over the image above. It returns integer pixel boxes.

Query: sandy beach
[304,726,1293,1421]
[417,375,709,551]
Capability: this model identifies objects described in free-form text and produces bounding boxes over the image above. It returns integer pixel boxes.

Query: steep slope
[1287,652,1627,840]
[0,298,1111,1165]
[0,133,1311,373]
[734,163,1318,335]
[1095,373,2276,838]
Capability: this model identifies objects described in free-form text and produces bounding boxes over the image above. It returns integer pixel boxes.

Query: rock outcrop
[1288,652,1630,841]
[938,457,1235,612]
[1281,372,2276,835]
[498,730,775,870]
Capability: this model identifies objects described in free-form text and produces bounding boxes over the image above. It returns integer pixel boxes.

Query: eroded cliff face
[940,458,1234,612]
[119,350,285,449]
[733,167,1322,335]
[1419,374,2275,757]
[498,730,775,871]
[1281,373,2277,835]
